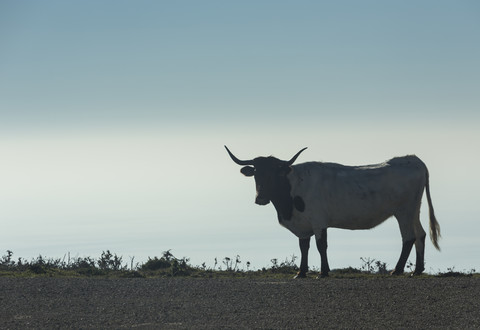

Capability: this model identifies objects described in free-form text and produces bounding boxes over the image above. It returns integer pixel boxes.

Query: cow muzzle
[255,196,270,205]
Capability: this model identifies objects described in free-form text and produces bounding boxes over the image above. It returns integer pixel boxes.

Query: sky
[1,1,479,272]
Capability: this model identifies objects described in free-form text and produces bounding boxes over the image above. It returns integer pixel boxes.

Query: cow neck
[270,179,293,222]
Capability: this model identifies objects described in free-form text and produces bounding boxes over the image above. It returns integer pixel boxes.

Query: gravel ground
[1,276,479,329]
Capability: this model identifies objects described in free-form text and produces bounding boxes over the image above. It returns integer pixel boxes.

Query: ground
[1,277,479,328]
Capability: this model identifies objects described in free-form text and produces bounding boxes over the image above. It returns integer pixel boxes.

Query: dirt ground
[1,276,479,329]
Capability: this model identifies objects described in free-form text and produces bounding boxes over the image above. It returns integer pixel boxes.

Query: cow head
[225,146,307,206]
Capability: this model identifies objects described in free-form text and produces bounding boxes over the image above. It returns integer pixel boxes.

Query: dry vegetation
[1,249,477,279]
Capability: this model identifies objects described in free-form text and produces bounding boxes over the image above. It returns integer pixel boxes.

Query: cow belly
[330,213,393,230]
[279,218,314,239]
[323,187,404,229]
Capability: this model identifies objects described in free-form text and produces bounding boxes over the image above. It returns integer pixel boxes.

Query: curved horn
[224,146,255,166]
[286,147,308,166]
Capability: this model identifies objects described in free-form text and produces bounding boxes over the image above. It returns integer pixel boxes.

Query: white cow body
[285,156,427,241]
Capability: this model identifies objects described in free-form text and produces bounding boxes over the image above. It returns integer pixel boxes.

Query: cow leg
[294,237,310,279]
[392,207,418,275]
[412,213,427,275]
[391,238,415,275]
[316,228,330,278]
[413,234,426,275]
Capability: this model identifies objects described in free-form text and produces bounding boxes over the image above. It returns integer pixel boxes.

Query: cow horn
[224,146,255,166]
[287,147,308,166]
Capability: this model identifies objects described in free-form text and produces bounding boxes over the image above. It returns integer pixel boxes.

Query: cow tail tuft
[426,168,441,251]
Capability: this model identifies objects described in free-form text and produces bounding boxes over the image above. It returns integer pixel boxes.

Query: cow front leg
[316,228,330,278]
[294,237,310,279]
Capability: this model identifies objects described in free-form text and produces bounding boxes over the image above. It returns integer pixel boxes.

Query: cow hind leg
[391,237,415,275]
[393,203,425,275]
[316,228,330,278]
[294,237,310,279]
[392,209,417,275]
[413,219,427,275]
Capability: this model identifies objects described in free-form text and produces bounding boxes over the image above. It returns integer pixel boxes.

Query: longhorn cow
[225,146,440,277]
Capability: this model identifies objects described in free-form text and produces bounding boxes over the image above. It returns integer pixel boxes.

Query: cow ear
[240,166,255,177]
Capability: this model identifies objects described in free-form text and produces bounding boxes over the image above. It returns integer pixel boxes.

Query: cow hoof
[390,269,404,276]
[411,269,424,277]
[293,272,307,279]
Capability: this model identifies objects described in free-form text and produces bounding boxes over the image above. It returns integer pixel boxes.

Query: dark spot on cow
[293,196,305,212]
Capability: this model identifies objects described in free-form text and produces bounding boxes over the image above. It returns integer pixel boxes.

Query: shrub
[0,250,15,269]
[262,255,298,274]
[332,266,363,275]
[139,250,193,276]
[97,250,125,271]
[141,256,172,270]
[360,257,389,275]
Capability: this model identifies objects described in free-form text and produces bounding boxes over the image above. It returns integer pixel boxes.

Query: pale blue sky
[2,1,479,128]
[1,1,479,271]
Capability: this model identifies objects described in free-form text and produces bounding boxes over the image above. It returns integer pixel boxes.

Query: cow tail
[426,168,441,251]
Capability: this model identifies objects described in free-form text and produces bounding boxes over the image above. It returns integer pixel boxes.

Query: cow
[225,146,441,278]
